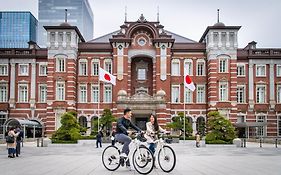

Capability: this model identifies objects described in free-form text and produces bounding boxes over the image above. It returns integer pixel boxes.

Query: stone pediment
[130,91,154,101]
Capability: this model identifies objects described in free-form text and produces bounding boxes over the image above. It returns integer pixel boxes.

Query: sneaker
[120,157,125,167]
[126,160,130,167]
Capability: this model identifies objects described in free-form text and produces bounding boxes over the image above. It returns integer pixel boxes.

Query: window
[0,64,8,76]
[171,59,180,76]
[91,85,99,103]
[55,110,64,130]
[66,32,71,43]
[237,65,245,76]
[79,60,87,76]
[278,116,281,136]
[184,87,192,103]
[92,60,99,76]
[256,115,265,137]
[237,86,245,103]
[138,69,146,80]
[277,85,281,104]
[277,65,281,77]
[237,115,245,123]
[104,60,112,74]
[39,64,47,76]
[58,32,63,44]
[171,85,180,103]
[196,85,205,103]
[56,57,65,72]
[0,84,8,102]
[18,84,28,102]
[19,64,29,76]
[256,65,266,77]
[0,114,7,135]
[219,59,227,73]
[39,85,47,103]
[256,85,266,103]
[56,82,65,101]
[219,82,228,101]
[50,32,55,43]
[104,85,112,103]
[79,85,87,103]
[197,61,205,76]
[184,59,192,75]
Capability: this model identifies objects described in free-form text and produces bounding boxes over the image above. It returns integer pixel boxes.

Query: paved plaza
[0,141,281,175]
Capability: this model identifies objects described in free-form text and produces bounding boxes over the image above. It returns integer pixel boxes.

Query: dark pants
[115,133,131,155]
[111,140,115,146]
[149,143,156,154]
[8,148,15,155]
[96,139,102,148]
[16,141,21,155]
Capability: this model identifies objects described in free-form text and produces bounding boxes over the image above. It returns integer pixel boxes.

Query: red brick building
[1,15,281,138]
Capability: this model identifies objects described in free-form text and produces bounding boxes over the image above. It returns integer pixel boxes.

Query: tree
[51,111,81,141]
[166,112,193,137]
[205,111,236,144]
[91,109,116,134]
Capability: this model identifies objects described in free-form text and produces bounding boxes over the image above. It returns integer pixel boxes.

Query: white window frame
[196,85,205,103]
[256,65,266,77]
[38,84,47,103]
[39,63,47,76]
[0,64,8,76]
[91,84,99,103]
[184,87,192,103]
[79,84,87,103]
[196,60,205,76]
[104,84,112,103]
[56,57,66,72]
[237,64,246,77]
[18,84,28,103]
[171,59,180,76]
[91,59,99,76]
[18,64,29,76]
[0,84,8,102]
[237,85,245,103]
[256,115,266,137]
[277,85,281,104]
[137,68,146,80]
[184,59,193,76]
[219,58,228,73]
[56,81,65,101]
[277,65,281,77]
[104,59,112,74]
[79,59,88,76]
[256,85,266,104]
[171,85,180,103]
[219,81,228,102]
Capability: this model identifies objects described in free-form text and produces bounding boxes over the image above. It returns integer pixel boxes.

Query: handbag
[6,135,15,143]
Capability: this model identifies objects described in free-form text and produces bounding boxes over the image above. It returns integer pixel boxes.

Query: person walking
[195,133,200,148]
[15,127,23,157]
[96,130,103,148]
[6,127,19,158]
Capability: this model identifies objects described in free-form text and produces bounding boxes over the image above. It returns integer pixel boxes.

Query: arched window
[79,116,87,128]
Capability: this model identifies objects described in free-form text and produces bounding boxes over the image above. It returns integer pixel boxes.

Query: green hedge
[206,140,233,144]
[51,139,77,144]
[79,135,96,140]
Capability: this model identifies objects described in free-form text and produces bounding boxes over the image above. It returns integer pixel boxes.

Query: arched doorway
[131,57,153,95]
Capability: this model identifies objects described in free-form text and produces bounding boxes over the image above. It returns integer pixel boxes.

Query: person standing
[7,127,19,158]
[195,133,200,148]
[15,127,23,157]
[96,130,103,148]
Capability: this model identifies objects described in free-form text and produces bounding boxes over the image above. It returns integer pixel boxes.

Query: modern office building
[0,15,281,139]
[38,0,94,47]
[0,11,37,48]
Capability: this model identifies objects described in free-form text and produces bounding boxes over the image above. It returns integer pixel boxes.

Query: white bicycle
[102,132,154,174]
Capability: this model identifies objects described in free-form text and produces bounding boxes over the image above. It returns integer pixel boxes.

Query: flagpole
[183,86,186,142]
[97,78,100,132]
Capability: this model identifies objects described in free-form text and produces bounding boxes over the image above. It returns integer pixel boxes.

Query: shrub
[166,112,193,137]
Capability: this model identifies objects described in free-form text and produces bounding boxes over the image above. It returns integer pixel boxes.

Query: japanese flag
[184,69,195,92]
[99,67,116,85]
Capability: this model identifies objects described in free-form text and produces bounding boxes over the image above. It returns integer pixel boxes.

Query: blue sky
[1,0,281,48]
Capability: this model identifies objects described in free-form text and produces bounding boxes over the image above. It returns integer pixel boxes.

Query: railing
[250,49,281,56]
[0,49,32,55]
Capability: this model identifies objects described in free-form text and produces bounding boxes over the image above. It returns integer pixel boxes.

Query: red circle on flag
[185,75,192,84]
[104,74,111,81]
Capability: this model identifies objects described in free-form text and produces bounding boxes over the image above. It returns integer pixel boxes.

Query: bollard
[37,138,40,147]
[276,138,278,148]
[260,138,262,148]
[244,138,246,148]
[41,138,44,147]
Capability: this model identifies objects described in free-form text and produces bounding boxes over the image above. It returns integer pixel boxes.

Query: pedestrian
[15,126,23,157]
[111,130,116,146]
[195,133,200,148]
[96,130,103,148]
[6,127,19,158]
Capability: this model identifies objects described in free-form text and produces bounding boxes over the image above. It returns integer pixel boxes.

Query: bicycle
[152,132,176,172]
[102,132,154,174]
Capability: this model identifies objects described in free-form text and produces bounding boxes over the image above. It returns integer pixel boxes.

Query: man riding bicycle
[115,108,142,167]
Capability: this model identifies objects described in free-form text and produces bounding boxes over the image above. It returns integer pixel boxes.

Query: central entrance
[131,57,153,96]
[132,114,149,130]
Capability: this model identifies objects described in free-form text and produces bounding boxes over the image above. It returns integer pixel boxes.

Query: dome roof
[156,89,166,96]
[59,22,71,26]
[118,90,127,96]
[213,22,225,27]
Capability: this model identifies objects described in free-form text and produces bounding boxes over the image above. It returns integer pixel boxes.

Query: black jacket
[116,117,141,135]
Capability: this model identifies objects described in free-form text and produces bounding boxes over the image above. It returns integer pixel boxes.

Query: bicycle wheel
[102,145,121,171]
[158,145,176,172]
[132,146,154,174]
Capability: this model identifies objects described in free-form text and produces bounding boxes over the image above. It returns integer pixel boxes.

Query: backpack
[6,135,15,143]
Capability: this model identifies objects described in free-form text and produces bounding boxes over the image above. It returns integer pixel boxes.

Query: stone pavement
[0,141,281,175]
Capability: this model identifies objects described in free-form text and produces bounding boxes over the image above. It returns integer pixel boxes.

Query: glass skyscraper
[38,0,94,47]
[0,12,38,48]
